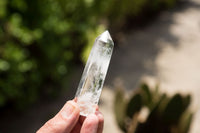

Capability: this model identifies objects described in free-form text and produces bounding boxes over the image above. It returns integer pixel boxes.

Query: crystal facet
[75,30,114,116]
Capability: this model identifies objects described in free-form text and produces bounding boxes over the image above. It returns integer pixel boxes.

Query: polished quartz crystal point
[75,30,114,116]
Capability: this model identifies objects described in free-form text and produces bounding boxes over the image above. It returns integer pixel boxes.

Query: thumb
[37,100,80,133]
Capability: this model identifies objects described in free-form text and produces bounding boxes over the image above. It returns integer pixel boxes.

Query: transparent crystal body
[75,30,114,116]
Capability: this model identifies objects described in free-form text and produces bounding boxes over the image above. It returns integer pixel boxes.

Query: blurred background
[0,0,200,132]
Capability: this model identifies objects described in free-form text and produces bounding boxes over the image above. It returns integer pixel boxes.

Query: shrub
[0,0,96,109]
[114,83,193,133]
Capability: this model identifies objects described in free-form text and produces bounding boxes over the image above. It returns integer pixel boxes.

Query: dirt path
[101,0,200,132]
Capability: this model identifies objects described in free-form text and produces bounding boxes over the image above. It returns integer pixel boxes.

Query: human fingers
[70,120,82,133]
[70,105,102,133]
[95,111,104,133]
[70,115,86,133]
[79,115,86,124]
[37,100,80,133]
[80,114,99,133]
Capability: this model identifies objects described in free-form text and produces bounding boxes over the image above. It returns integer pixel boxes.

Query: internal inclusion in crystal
[75,30,114,116]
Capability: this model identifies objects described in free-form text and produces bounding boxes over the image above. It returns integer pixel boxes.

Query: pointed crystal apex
[75,30,114,116]
[98,30,113,44]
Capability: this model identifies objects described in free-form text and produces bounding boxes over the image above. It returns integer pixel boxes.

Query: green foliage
[0,0,95,109]
[114,88,127,131]
[114,83,193,133]
[163,94,186,124]
[0,0,178,110]
[126,94,142,118]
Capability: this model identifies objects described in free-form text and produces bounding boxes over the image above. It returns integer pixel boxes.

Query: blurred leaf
[182,95,191,111]
[163,94,185,124]
[0,0,7,18]
[114,88,127,132]
[179,112,193,133]
[126,93,142,118]
[116,84,193,133]
[0,59,10,71]
[140,83,152,106]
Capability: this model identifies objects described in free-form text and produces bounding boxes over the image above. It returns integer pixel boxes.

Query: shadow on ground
[105,0,200,90]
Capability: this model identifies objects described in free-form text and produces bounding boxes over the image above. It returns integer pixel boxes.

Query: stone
[75,30,114,116]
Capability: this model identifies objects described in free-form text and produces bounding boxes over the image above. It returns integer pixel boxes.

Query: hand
[37,99,104,133]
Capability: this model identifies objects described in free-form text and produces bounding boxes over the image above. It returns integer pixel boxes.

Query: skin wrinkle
[37,100,104,133]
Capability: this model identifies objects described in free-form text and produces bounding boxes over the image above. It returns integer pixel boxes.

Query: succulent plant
[114,83,193,133]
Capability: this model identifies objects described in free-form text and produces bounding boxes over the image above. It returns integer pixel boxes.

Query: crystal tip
[99,30,113,44]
